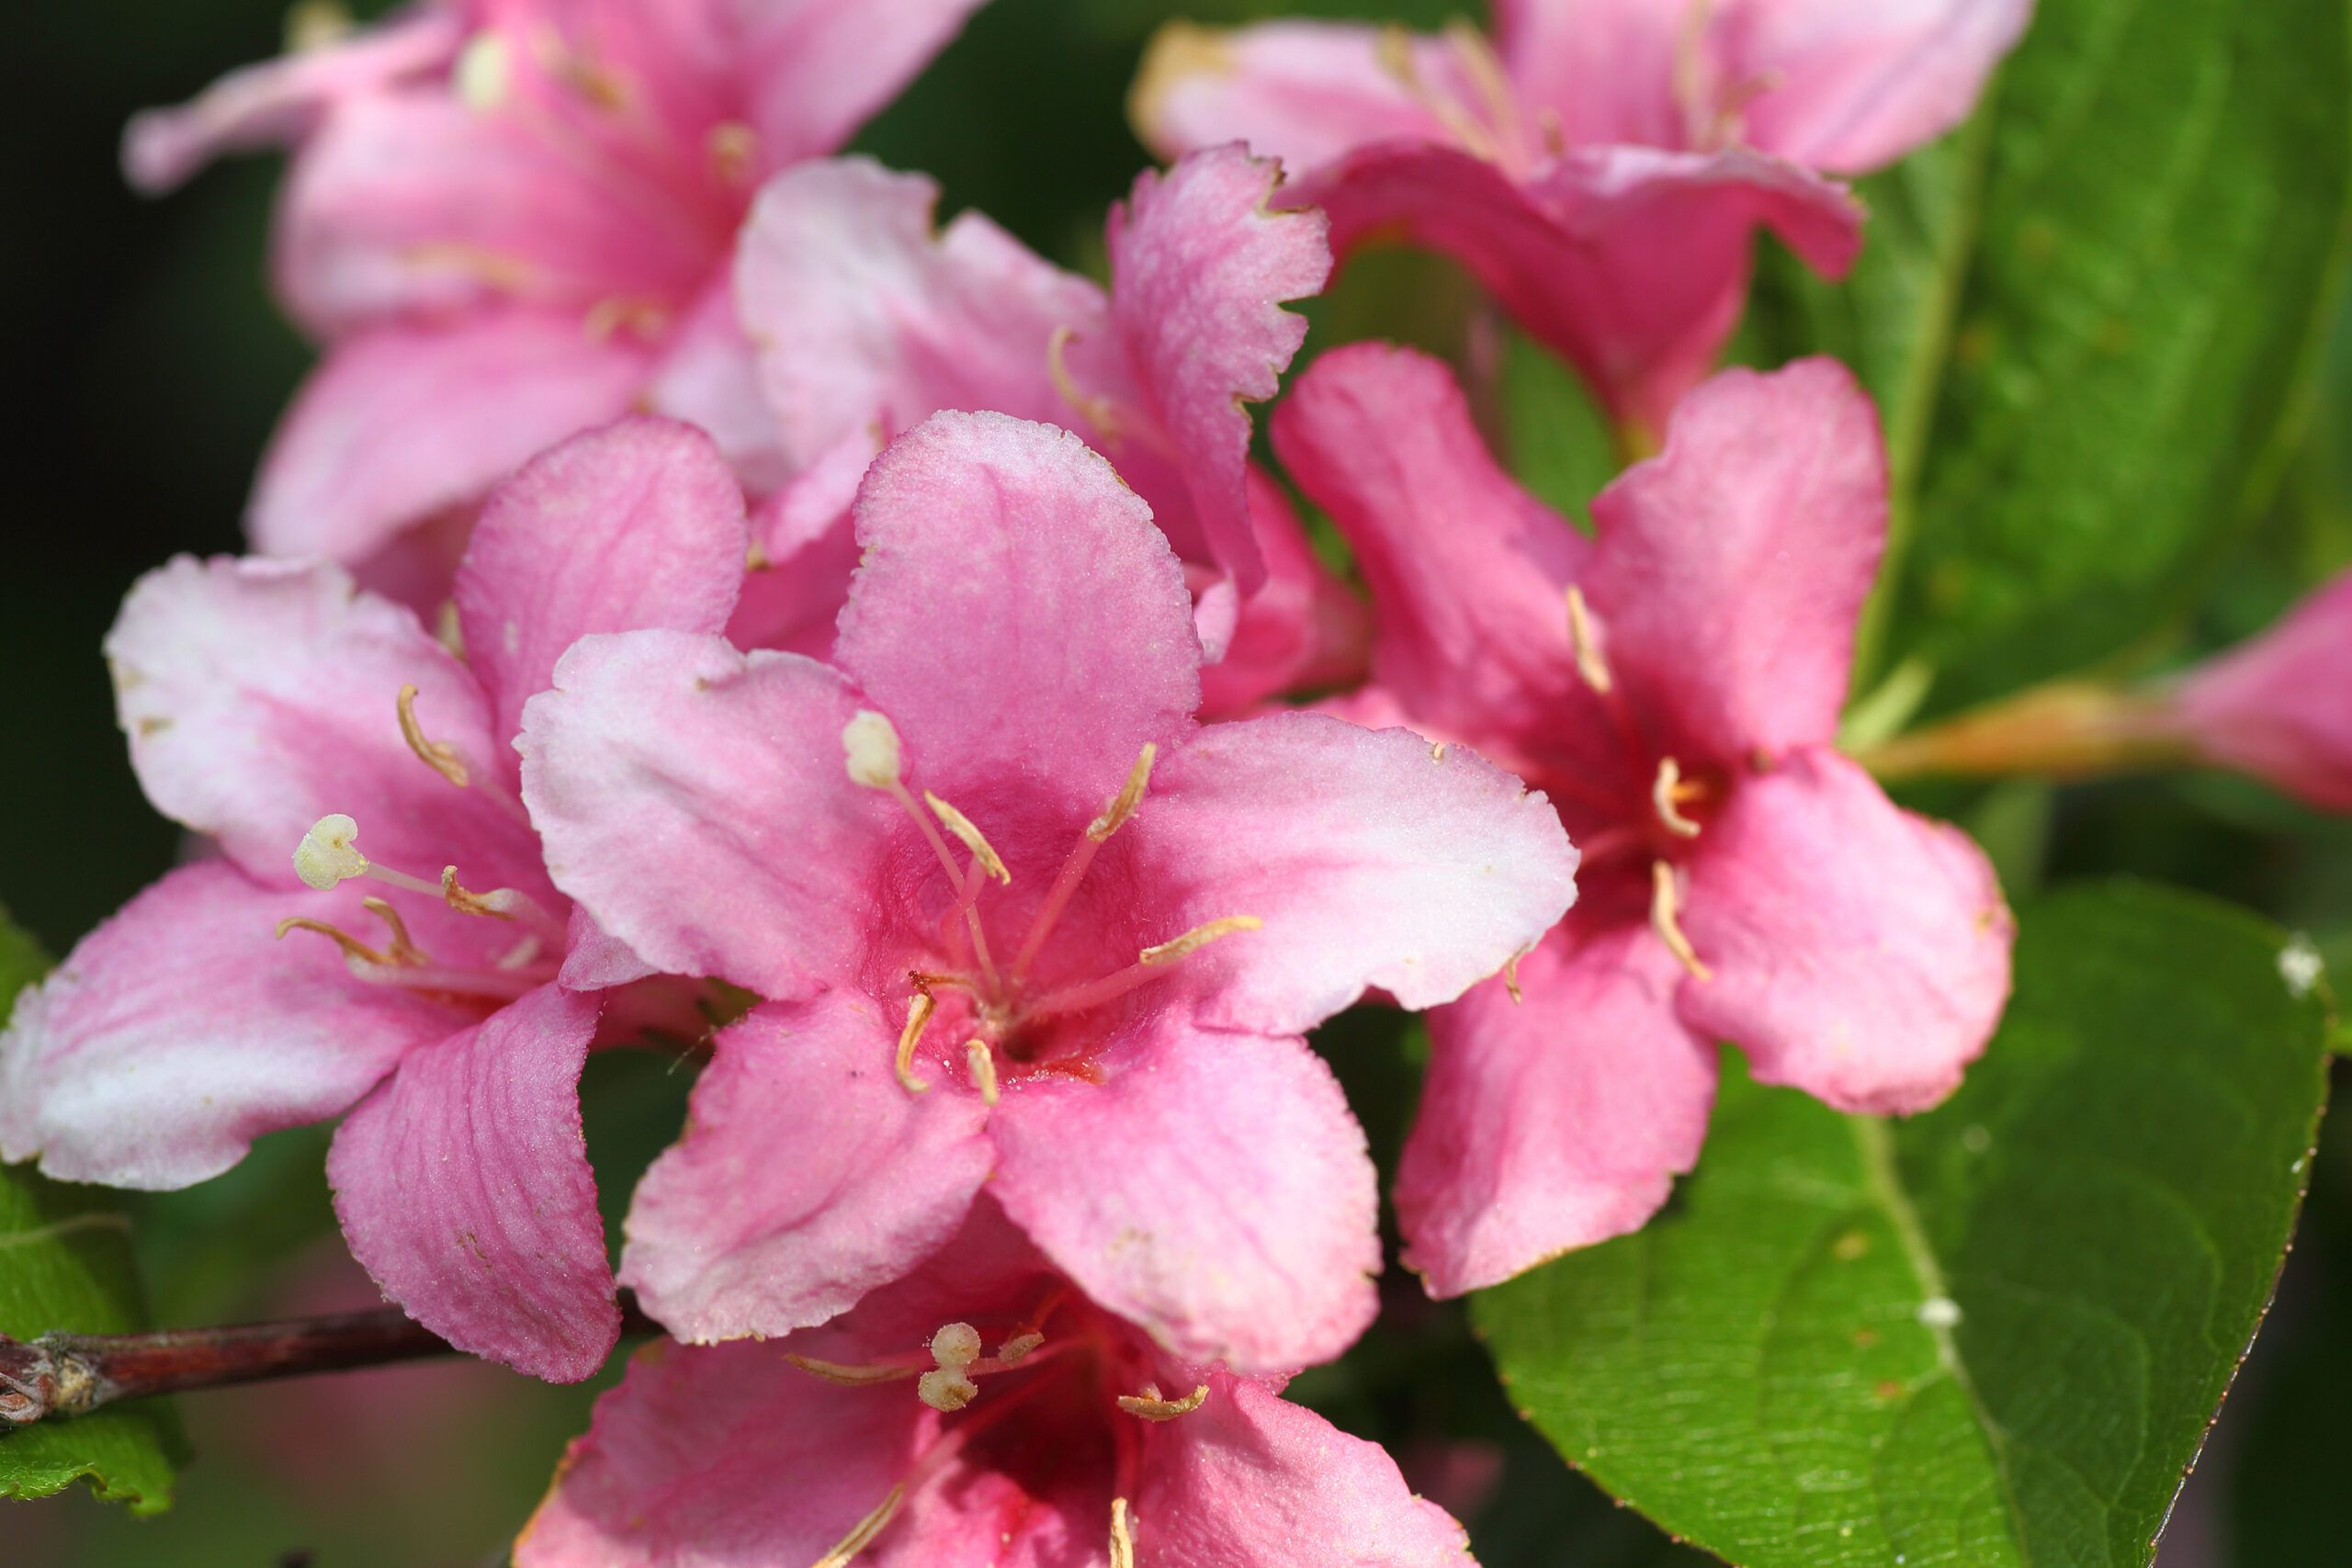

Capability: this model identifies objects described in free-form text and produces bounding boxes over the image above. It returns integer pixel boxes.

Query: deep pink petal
[514,1338,928,1568]
[456,416,749,750]
[619,996,993,1343]
[834,412,1203,814]
[1396,922,1716,1297]
[1679,749,2013,1115]
[1726,0,2036,174]
[1106,145,1330,593]
[2174,570,2352,810]
[1134,1371,1471,1565]
[736,0,990,164]
[251,314,652,566]
[1583,356,1887,764]
[1139,711,1579,1035]
[0,863,458,1188]
[1195,468,1373,716]
[121,9,463,193]
[1272,343,1599,764]
[105,555,537,892]
[519,630,890,999]
[735,157,1103,473]
[328,983,616,1382]
[989,1018,1380,1374]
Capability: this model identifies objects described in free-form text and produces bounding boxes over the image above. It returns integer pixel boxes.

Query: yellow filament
[1502,952,1523,1005]
[1566,588,1612,695]
[1116,1382,1209,1421]
[996,1330,1045,1366]
[1139,916,1261,967]
[1651,759,1703,840]
[397,683,469,787]
[966,1040,1000,1107]
[1088,743,1158,841]
[923,792,1008,885]
[810,1483,904,1568]
[1046,324,1124,439]
[783,1354,920,1388]
[1110,1497,1136,1568]
[275,917,397,968]
[359,897,425,965]
[895,993,936,1093]
[1650,862,1712,981]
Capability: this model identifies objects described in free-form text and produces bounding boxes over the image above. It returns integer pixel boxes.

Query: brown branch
[0,1297,662,1426]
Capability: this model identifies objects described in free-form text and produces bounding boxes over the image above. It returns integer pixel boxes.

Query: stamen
[275,916,399,968]
[1651,758,1702,839]
[452,30,508,110]
[996,1330,1044,1365]
[1047,325,1123,440]
[784,1353,922,1388]
[1116,1383,1209,1421]
[1110,1497,1136,1568]
[434,600,466,660]
[1503,952,1523,1004]
[438,866,570,947]
[707,120,758,186]
[924,793,1008,886]
[1140,916,1262,966]
[359,897,425,965]
[583,296,671,343]
[294,814,368,890]
[1650,861,1712,981]
[966,1040,1000,1107]
[1443,18,1523,149]
[810,1483,904,1568]
[895,992,936,1094]
[1566,587,1612,695]
[1088,743,1157,842]
[917,1368,978,1412]
[398,684,469,787]
[930,1323,981,1369]
[1372,23,1499,159]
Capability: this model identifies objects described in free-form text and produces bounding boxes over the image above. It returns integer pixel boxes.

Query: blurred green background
[4,2,2346,1563]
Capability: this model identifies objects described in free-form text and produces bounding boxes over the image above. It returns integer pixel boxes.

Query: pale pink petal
[328,983,616,1382]
[619,996,993,1343]
[2174,570,2352,810]
[642,276,790,493]
[1130,20,1473,173]
[833,413,1202,812]
[1106,145,1331,593]
[514,1338,927,1568]
[456,416,750,750]
[0,863,458,1189]
[1491,0,1686,149]
[1272,343,1599,762]
[737,0,990,164]
[724,433,874,659]
[121,8,463,193]
[1134,1371,1471,1565]
[250,314,653,566]
[1396,922,1716,1297]
[989,1018,1379,1374]
[1726,0,2036,174]
[1196,468,1373,716]
[735,157,1102,472]
[1583,356,1886,763]
[520,631,891,999]
[1139,711,1579,1035]
[1291,141,1860,434]
[105,555,537,892]
[1679,748,2013,1115]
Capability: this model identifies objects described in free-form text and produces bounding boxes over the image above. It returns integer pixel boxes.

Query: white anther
[929,1322,982,1370]
[843,710,903,790]
[917,1367,979,1412]
[294,814,367,890]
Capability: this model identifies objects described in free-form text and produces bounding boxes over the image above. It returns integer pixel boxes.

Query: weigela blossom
[1133,0,2033,439]
[725,143,1367,712]
[1272,345,2013,1296]
[518,1197,1470,1567]
[2167,570,2352,811]
[0,418,755,1382]
[520,410,1579,1371]
[125,0,988,581]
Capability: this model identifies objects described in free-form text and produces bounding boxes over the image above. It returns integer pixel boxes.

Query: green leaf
[0,908,185,1513]
[1476,882,2335,1567]
[1753,0,2352,706]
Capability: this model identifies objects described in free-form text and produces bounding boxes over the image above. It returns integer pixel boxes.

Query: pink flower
[0,418,755,1382]
[2171,570,2352,812]
[725,144,1368,712]
[517,1196,1470,1568]
[126,0,988,580]
[1272,345,2012,1296]
[521,410,1578,1371]
[1133,0,2032,440]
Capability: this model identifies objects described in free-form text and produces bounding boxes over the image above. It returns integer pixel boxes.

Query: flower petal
[735,157,1104,472]
[1679,748,2013,1115]
[1105,145,1330,593]
[1272,343,1600,766]
[1396,921,1716,1297]
[1195,468,1373,716]
[0,863,456,1188]
[519,630,890,999]
[250,314,653,567]
[736,0,990,164]
[989,1018,1379,1374]
[457,416,749,751]
[619,996,994,1343]
[725,433,874,659]
[327,983,616,1382]
[642,276,790,494]
[1490,0,1686,148]
[2174,569,2352,811]
[106,555,536,892]
[1583,355,1887,763]
[1140,710,1579,1035]
[834,412,1202,814]
[1133,1371,1472,1565]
